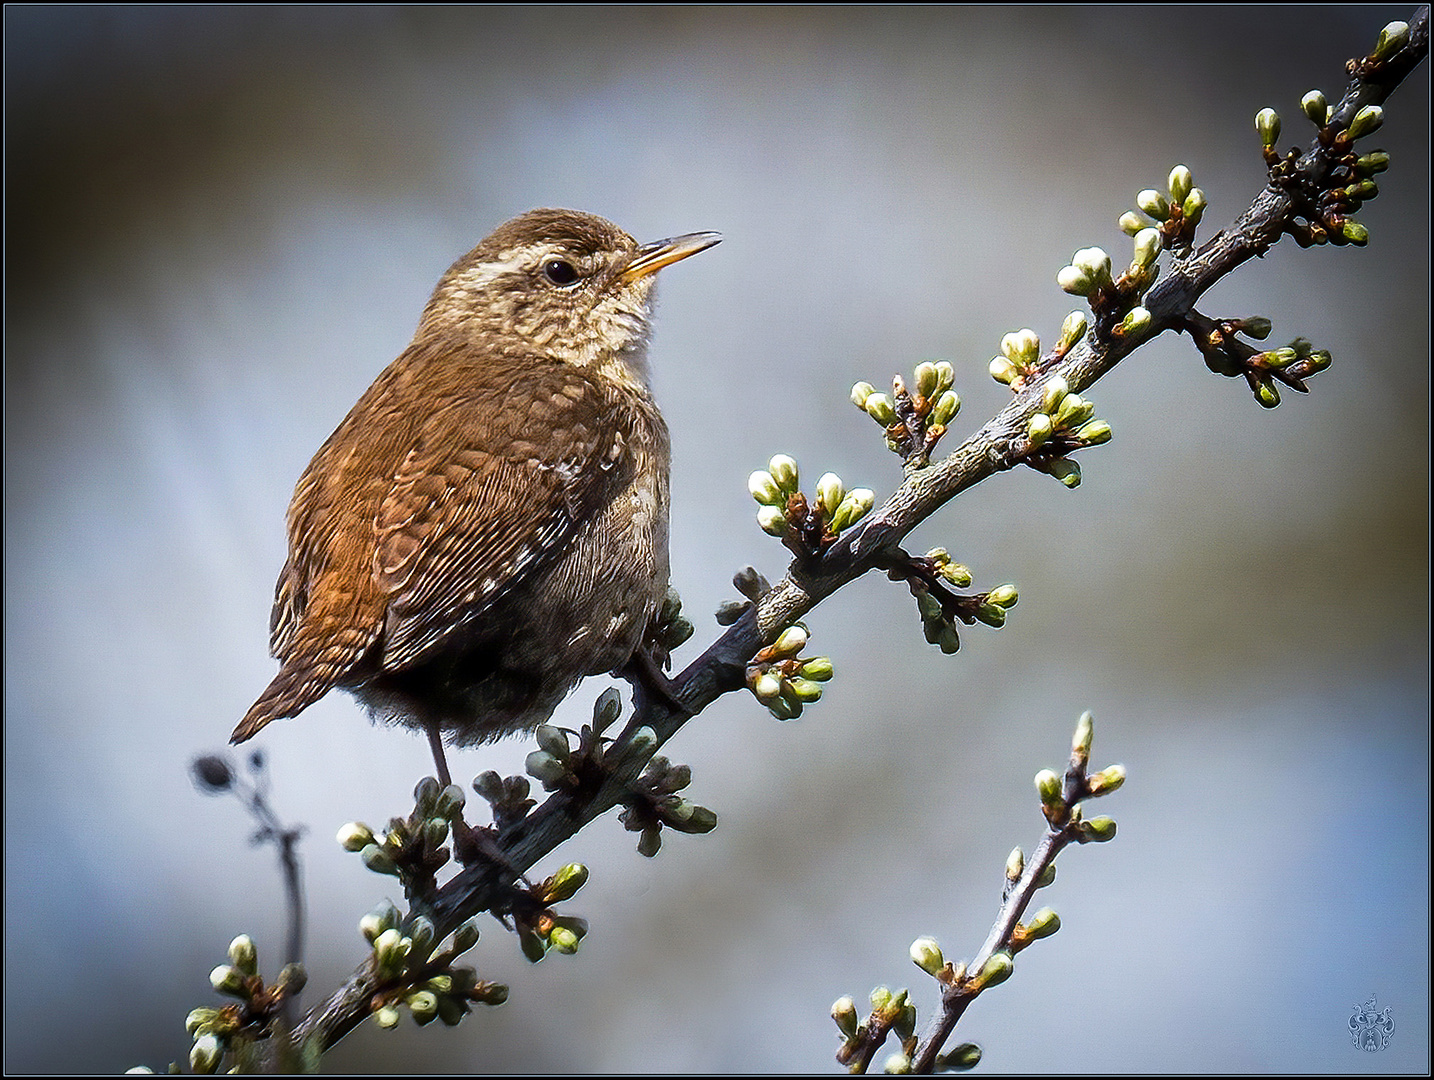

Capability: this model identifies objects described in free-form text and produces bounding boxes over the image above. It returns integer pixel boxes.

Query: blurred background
[5,6,1427,1073]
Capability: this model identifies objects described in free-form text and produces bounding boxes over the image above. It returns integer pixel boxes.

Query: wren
[233,209,719,782]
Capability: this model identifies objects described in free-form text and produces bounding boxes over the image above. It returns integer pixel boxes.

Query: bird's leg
[425,721,527,879]
[426,723,455,790]
[621,645,694,718]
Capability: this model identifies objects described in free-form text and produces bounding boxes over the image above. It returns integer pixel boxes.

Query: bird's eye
[542,258,579,286]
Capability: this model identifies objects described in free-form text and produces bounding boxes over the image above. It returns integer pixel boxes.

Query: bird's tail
[232,663,332,743]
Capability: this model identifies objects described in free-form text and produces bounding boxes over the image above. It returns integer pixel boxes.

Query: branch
[290,8,1429,1056]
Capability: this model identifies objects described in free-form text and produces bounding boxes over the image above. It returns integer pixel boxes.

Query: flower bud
[1253,376,1281,409]
[829,488,875,533]
[989,355,1020,385]
[1057,264,1094,296]
[913,361,939,399]
[788,677,824,703]
[1053,393,1093,429]
[1167,164,1193,205]
[190,1034,223,1075]
[1255,107,1280,147]
[864,392,897,425]
[373,927,412,972]
[1182,188,1207,225]
[407,916,436,958]
[884,1052,912,1074]
[525,749,570,789]
[1035,769,1063,808]
[767,454,799,494]
[1071,247,1112,289]
[337,821,376,852]
[1372,20,1409,61]
[373,1004,401,1029]
[1001,328,1040,366]
[1082,815,1118,842]
[930,389,960,427]
[1300,90,1327,125]
[851,380,876,408]
[1025,907,1061,940]
[1119,306,1152,338]
[1006,846,1024,883]
[756,505,787,536]
[933,360,955,393]
[1355,151,1391,176]
[1341,220,1369,245]
[831,995,859,1039]
[1131,227,1161,269]
[1088,764,1127,795]
[1058,311,1088,353]
[1075,419,1112,445]
[1135,189,1170,221]
[748,470,781,505]
[413,775,440,811]
[1047,458,1081,488]
[938,561,971,588]
[1040,375,1069,414]
[1026,413,1053,448]
[937,1044,983,1071]
[1240,316,1273,340]
[816,472,845,516]
[209,964,249,999]
[549,926,581,954]
[910,936,945,976]
[974,951,1013,989]
[535,724,569,758]
[1073,710,1094,760]
[985,583,1019,609]
[406,990,439,1023]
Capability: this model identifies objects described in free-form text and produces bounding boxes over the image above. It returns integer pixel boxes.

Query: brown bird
[233,208,720,785]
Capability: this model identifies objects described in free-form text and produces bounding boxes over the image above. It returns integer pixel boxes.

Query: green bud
[545,862,590,903]
[937,1043,983,1071]
[816,472,845,516]
[1182,187,1207,226]
[1263,347,1298,368]
[986,583,1018,609]
[974,602,1006,628]
[1300,90,1327,125]
[209,964,249,999]
[549,926,581,954]
[1006,846,1024,883]
[1306,349,1332,372]
[870,985,894,1011]
[931,389,960,427]
[1119,306,1152,338]
[1001,328,1041,366]
[430,786,464,823]
[755,505,787,537]
[851,381,876,408]
[864,392,897,426]
[788,677,824,703]
[1255,107,1281,147]
[975,951,1013,989]
[473,981,510,1006]
[401,989,437,1025]
[989,355,1020,385]
[1167,164,1193,205]
[452,920,481,954]
[525,749,570,789]
[1047,458,1081,488]
[360,901,400,943]
[1131,227,1161,269]
[910,936,945,976]
[624,726,658,764]
[1037,863,1057,888]
[914,361,939,399]
[933,360,955,393]
[1075,419,1112,445]
[1135,189,1170,221]
[768,454,799,494]
[935,624,961,654]
[1059,310,1088,351]
[413,776,440,811]
[227,934,258,976]
[190,1033,223,1075]
[1040,375,1069,415]
[1083,815,1118,842]
[829,488,875,533]
[535,724,569,758]
[1372,21,1409,62]
[1035,769,1063,807]
[798,656,834,681]
[831,995,859,1039]
[1052,392,1093,429]
[637,825,662,857]
[1355,151,1391,176]
[1072,247,1112,289]
[1073,710,1094,760]
[939,562,972,588]
[1057,264,1094,296]
[1241,316,1273,340]
[1088,764,1127,795]
[1341,220,1369,245]
[337,821,376,852]
[373,928,411,973]
[1025,907,1061,940]
[407,916,436,958]
[373,1004,402,1029]
[1118,210,1148,236]
[1348,105,1383,140]
[748,469,782,505]
[1253,376,1280,409]
[684,805,719,832]
[1026,412,1053,448]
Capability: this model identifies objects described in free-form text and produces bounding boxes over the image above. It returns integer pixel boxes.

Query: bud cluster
[1020,375,1112,488]
[745,622,835,720]
[510,864,594,963]
[833,986,921,1072]
[187,936,307,1072]
[360,903,505,1028]
[750,454,875,558]
[337,776,469,897]
[852,360,960,467]
[1119,163,1206,254]
[1056,243,1154,344]
[618,754,718,857]
[1190,315,1333,407]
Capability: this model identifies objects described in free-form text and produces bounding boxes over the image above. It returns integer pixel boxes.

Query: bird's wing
[373,363,627,671]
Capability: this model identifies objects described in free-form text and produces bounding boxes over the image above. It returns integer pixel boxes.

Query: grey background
[5,6,1428,1074]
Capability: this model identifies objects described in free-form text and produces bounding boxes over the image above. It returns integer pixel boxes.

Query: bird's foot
[620,646,693,717]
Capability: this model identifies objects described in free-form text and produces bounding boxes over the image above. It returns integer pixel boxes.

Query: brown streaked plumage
[233,209,719,757]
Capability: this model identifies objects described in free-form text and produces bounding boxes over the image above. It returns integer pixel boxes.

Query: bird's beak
[622,231,722,282]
